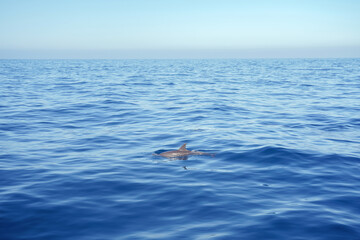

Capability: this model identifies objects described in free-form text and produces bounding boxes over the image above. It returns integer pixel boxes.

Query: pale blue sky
[0,0,359,58]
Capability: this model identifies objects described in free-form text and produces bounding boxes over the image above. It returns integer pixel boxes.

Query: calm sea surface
[1,59,360,240]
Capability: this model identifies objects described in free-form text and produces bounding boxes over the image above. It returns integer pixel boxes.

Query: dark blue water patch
[327,138,359,145]
[0,122,32,133]
[34,107,79,116]
[102,99,137,105]
[72,135,125,147]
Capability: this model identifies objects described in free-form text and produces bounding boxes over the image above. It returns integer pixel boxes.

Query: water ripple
[1,59,360,239]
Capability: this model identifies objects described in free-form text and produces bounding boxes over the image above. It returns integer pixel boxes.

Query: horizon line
[1,46,360,59]
[1,57,360,61]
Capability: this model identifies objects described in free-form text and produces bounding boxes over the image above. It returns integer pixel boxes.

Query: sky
[0,0,359,59]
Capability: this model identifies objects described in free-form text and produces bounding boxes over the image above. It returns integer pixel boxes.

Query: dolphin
[157,143,214,159]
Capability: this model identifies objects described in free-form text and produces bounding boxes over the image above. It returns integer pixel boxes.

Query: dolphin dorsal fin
[178,143,187,151]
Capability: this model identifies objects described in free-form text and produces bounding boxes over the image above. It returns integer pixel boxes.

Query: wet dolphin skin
[159,143,213,158]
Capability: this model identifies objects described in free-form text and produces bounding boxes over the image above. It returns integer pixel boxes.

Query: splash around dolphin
[155,143,214,159]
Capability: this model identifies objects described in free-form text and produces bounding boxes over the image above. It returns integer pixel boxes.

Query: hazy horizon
[1,0,360,59]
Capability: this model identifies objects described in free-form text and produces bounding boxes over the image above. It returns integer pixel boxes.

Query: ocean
[1,58,360,240]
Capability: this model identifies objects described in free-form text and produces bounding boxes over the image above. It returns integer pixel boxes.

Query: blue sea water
[0,58,360,240]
